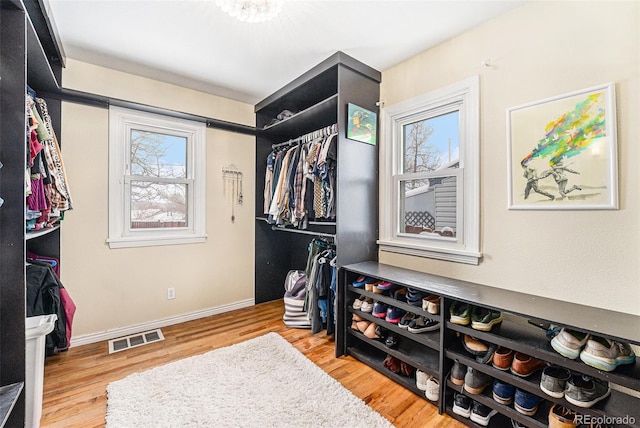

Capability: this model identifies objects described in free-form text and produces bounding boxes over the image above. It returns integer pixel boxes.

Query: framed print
[347,103,377,145]
[507,83,618,210]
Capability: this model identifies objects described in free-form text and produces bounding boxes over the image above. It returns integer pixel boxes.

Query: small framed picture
[507,82,618,210]
[347,103,377,145]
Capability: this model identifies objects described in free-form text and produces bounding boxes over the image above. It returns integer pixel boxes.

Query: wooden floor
[41,300,465,428]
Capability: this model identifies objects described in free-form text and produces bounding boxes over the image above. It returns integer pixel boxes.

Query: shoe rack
[337,261,640,428]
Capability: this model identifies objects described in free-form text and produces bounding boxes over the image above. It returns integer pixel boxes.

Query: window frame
[379,76,481,265]
[108,107,207,249]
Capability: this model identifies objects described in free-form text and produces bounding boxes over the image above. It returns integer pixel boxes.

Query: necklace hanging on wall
[222,165,243,223]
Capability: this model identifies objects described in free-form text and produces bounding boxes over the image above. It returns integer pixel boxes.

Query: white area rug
[106,332,394,428]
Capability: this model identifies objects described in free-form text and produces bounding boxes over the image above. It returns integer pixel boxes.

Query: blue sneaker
[514,388,541,416]
[492,379,515,405]
[385,307,406,324]
[372,302,388,318]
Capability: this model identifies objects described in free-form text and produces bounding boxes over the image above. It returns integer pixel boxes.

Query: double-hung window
[379,76,481,264]
[108,107,206,248]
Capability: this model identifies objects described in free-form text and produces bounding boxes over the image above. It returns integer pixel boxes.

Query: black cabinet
[339,261,640,428]
[254,52,380,303]
[0,1,62,426]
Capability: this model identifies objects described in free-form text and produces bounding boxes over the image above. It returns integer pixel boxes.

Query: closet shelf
[259,94,338,139]
[25,225,60,241]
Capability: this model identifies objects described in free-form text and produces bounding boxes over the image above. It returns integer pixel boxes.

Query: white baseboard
[70,298,255,348]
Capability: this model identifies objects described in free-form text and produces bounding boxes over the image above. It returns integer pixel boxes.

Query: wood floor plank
[41,300,466,428]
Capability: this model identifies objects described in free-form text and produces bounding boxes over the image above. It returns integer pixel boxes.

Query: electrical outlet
[167,287,176,300]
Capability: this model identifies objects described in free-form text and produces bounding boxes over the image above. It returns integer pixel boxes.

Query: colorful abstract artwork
[347,103,377,145]
[507,83,618,210]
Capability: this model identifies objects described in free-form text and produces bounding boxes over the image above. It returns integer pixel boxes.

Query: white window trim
[378,76,481,265]
[108,107,207,249]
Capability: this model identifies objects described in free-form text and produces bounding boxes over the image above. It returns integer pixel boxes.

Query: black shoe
[470,401,497,426]
[452,393,471,418]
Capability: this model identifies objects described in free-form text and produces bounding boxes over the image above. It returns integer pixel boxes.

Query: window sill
[377,239,482,265]
[107,234,207,249]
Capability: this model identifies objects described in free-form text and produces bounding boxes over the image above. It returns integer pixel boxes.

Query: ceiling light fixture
[216,0,284,23]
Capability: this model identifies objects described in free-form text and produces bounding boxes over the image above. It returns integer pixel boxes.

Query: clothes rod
[272,124,338,149]
[270,226,335,239]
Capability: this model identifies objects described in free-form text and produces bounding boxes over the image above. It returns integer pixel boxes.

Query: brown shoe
[548,403,577,428]
[463,335,489,355]
[492,346,514,370]
[511,352,546,377]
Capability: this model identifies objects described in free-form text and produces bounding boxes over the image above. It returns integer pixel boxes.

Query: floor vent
[108,329,165,354]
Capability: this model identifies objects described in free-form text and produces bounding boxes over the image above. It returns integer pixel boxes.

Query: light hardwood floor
[41,300,465,428]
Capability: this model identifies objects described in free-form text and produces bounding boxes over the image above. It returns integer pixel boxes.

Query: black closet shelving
[1,1,64,426]
[339,261,640,428]
[254,52,381,304]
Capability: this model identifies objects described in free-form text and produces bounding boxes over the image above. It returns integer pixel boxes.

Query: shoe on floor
[514,388,541,416]
[471,307,503,331]
[463,367,493,395]
[511,352,546,377]
[450,301,471,325]
[564,375,610,408]
[550,328,590,359]
[452,393,472,418]
[470,401,498,427]
[425,376,439,402]
[548,403,578,428]
[407,316,439,333]
[450,360,466,386]
[579,336,636,372]
[492,379,515,405]
[540,365,571,398]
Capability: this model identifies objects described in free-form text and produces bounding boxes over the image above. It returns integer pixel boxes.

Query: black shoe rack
[337,261,640,428]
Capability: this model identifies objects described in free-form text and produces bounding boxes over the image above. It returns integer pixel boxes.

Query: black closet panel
[255,221,293,303]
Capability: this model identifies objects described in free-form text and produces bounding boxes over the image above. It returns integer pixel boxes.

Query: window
[379,76,481,264]
[108,107,206,248]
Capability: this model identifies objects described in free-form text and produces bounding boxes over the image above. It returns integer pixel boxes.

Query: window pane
[400,176,457,237]
[130,181,187,229]
[403,111,459,173]
[130,130,187,178]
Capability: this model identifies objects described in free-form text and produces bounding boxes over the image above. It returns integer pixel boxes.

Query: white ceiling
[45,0,525,105]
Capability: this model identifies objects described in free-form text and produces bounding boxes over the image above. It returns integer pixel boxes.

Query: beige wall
[60,60,256,337]
[379,1,640,316]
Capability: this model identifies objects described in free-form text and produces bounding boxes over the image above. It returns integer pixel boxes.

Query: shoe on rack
[452,393,472,418]
[564,375,610,408]
[492,346,514,370]
[511,352,546,377]
[374,325,387,340]
[540,365,571,398]
[382,354,401,374]
[511,420,527,428]
[407,316,439,333]
[361,297,375,313]
[384,332,398,348]
[463,367,493,395]
[550,328,590,359]
[406,288,429,306]
[365,279,381,292]
[398,312,415,329]
[470,401,498,427]
[471,307,503,331]
[372,301,388,318]
[352,294,366,310]
[579,336,636,372]
[548,403,578,428]
[364,322,379,339]
[376,281,395,291]
[416,370,429,391]
[352,275,370,288]
[425,376,439,402]
[422,295,441,315]
[492,379,515,405]
[450,360,466,386]
[392,288,407,301]
[514,388,541,416]
[385,306,406,324]
[450,302,471,325]
[462,335,489,355]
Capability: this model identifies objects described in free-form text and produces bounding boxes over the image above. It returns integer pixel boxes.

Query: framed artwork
[347,103,377,145]
[507,83,618,210]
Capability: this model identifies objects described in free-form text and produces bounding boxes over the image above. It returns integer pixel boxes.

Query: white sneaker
[425,376,439,401]
[416,370,428,391]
